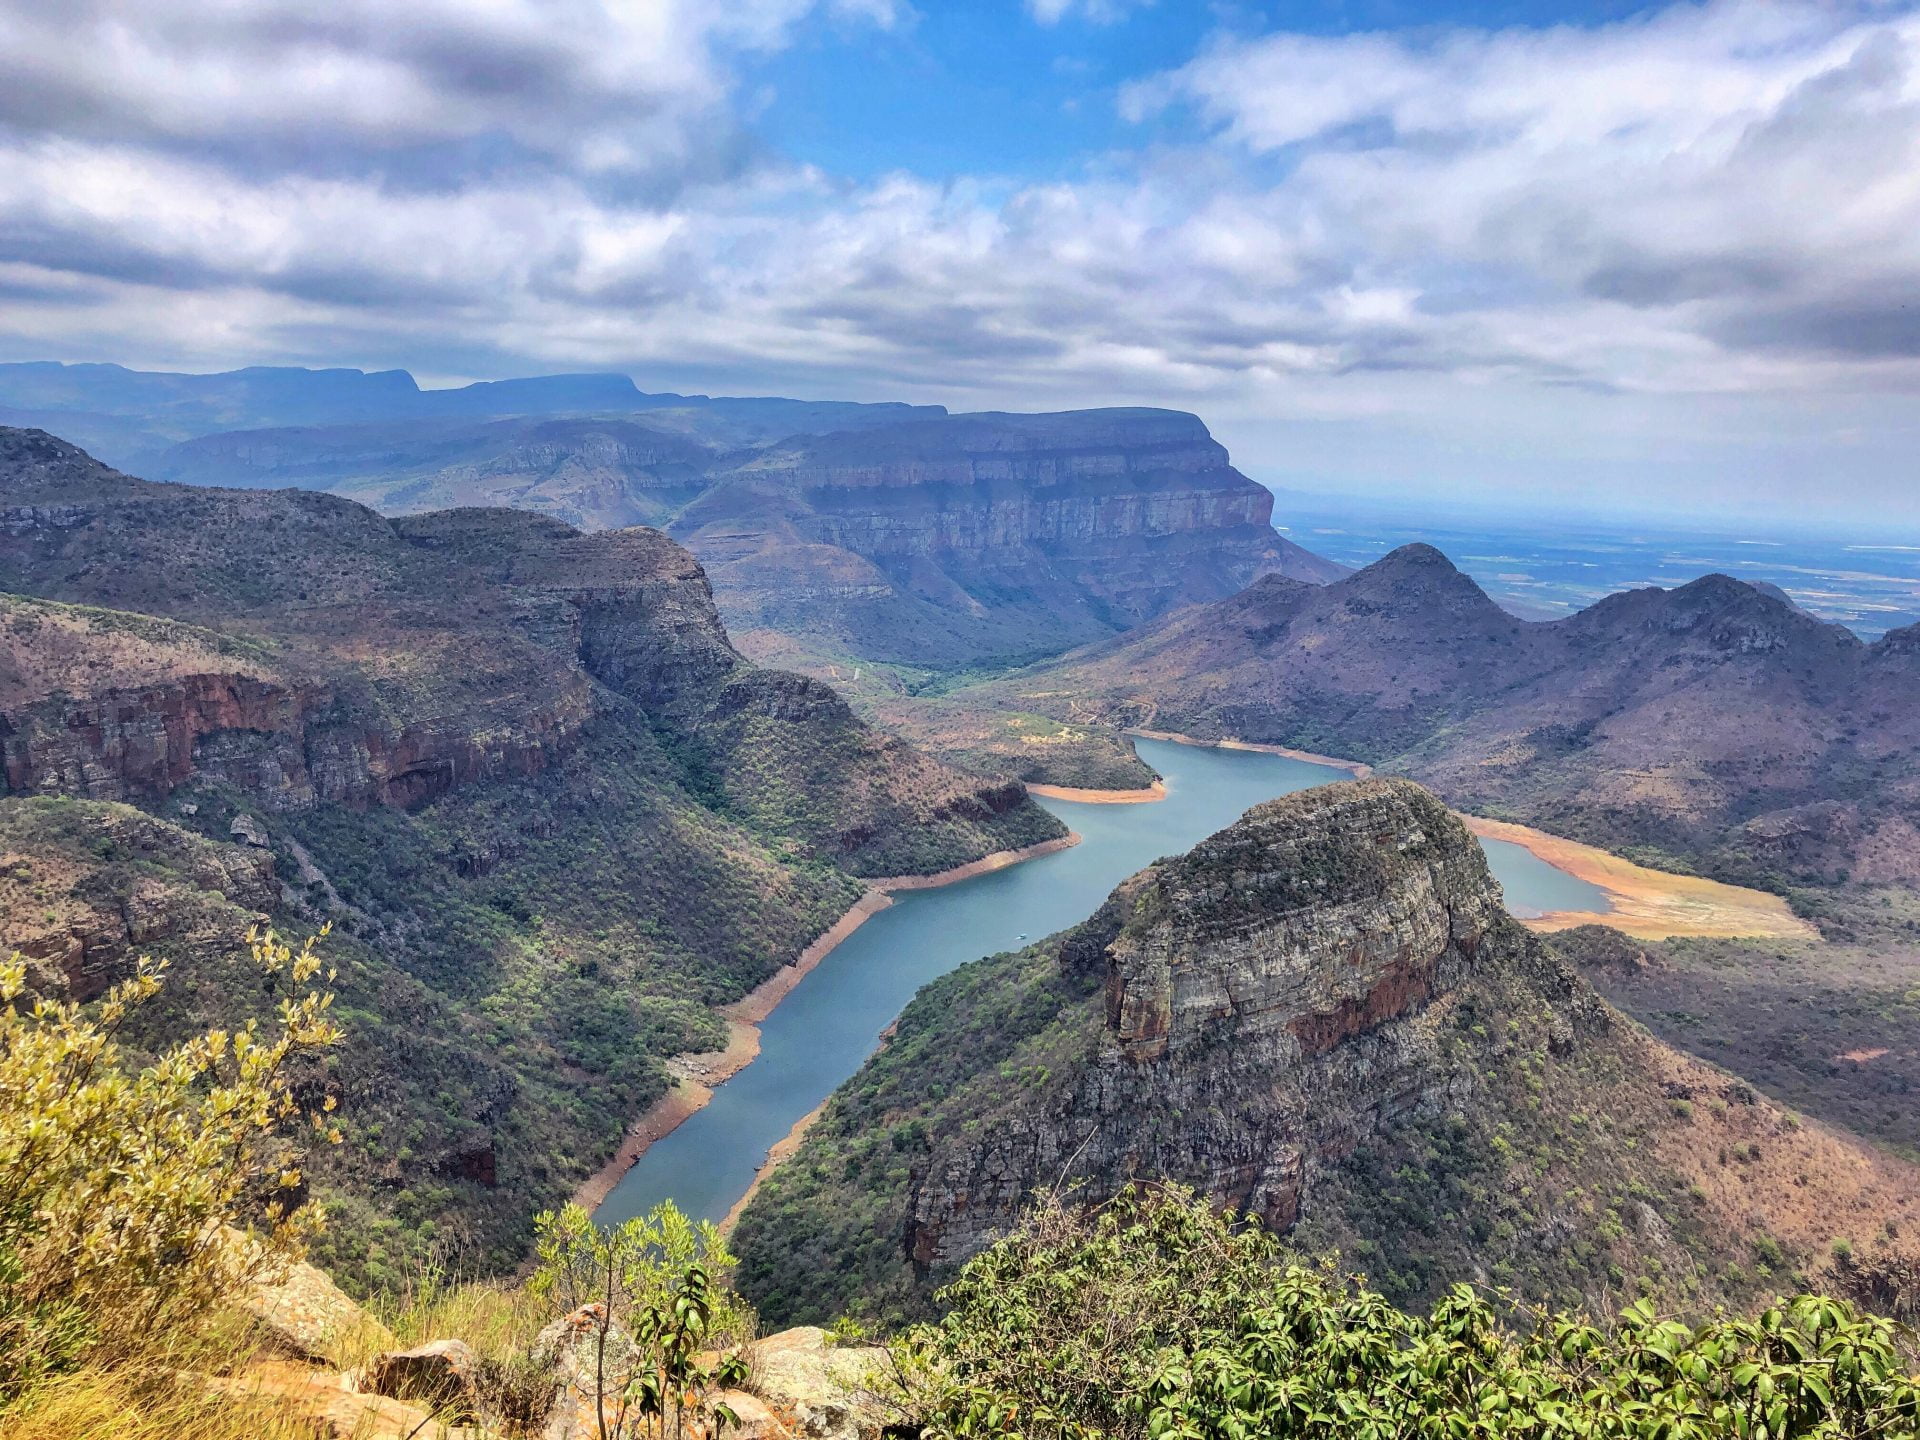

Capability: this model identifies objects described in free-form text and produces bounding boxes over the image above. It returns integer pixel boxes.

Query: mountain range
[943,543,1920,888]
[0,362,1340,670]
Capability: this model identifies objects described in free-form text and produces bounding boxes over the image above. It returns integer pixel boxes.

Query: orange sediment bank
[1462,815,1816,942]
[719,1099,829,1233]
[863,831,1081,890]
[1028,779,1168,804]
[1124,727,1374,779]
[575,831,1082,1213]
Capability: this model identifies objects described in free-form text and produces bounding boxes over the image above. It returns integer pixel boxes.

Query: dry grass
[0,1364,325,1440]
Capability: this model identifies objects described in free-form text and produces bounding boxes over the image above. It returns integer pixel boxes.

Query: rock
[230,812,270,847]
[207,1359,489,1440]
[713,1388,797,1440]
[748,1327,892,1440]
[363,1339,482,1422]
[528,1305,643,1440]
[238,1240,392,1365]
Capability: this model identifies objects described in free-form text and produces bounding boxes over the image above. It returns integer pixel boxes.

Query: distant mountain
[0,361,945,470]
[735,779,1920,1326]
[673,408,1346,666]
[0,426,1063,1279]
[8,362,1346,669]
[964,544,1920,884]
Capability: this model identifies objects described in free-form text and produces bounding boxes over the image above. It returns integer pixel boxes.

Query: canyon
[1,363,1345,670]
[0,424,1063,1280]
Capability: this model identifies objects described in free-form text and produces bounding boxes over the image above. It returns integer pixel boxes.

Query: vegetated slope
[733,780,1920,1329]
[0,426,1063,1284]
[970,543,1920,885]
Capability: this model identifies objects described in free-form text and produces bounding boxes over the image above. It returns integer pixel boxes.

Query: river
[596,736,1607,1227]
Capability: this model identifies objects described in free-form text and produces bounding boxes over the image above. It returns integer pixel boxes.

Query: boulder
[238,1240,392,1365]
[363,1338,482,1422]
[529,1305,642,1440]
[748,1327,892,1440]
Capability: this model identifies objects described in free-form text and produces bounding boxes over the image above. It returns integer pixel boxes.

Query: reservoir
[597,737,1607,1226]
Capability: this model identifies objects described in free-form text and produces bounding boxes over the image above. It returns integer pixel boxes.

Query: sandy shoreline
[574,830,1082,1213]
[1461,815,1815,941]
[1063,728,1803,944]
[1125,727,1374,778]
[1027,779,1167,804]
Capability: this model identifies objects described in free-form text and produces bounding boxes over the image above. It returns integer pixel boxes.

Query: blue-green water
[596,738,1608,1226]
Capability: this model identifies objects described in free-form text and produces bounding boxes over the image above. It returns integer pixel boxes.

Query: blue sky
[1,0,1918,524]
[754,2,1664,184]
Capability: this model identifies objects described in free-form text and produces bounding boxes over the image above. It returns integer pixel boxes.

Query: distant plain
[1274,496,1920,638]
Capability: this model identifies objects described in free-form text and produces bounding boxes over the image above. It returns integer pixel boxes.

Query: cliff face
[733,779,1920,1327]
[971,544,1920,881]
[900,781,1541,1269]
[13,367,1348,673]
[677,409,1342,665]
[0,425,1076,1284]
[0,427,1060,874]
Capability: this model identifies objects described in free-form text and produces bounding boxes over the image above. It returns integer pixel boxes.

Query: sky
[2,0,1918,525]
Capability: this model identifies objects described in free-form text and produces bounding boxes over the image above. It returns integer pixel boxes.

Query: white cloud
[2,0,1920,519]
[1027,0,1150,27]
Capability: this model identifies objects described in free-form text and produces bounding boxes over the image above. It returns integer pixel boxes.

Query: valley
[592,737,1803,1235]
[3,396,1917,1433]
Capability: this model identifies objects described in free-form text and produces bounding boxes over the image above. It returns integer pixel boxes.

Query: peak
[1351,543,1466,582]
[1134,778,1500,947]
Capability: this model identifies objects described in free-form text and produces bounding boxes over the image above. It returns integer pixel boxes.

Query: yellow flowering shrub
[0,928,342,1396]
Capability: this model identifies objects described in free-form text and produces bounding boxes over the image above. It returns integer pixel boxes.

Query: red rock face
[2,670,596,812]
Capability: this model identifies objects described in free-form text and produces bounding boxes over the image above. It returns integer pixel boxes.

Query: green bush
[0,931,341,1398]
[903,1186,1920,1440]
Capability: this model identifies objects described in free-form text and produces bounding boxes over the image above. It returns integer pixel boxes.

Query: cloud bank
[1,0,1917,514]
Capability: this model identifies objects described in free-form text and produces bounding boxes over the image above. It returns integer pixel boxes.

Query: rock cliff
[0,426,1060,875]
[17,374,1349,672]
[677,408,1343,665]
[0,425,1066,1281]
[734,779,1920,1326]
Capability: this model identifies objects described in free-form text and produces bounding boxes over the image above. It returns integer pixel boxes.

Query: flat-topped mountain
[0,361,944,463]
[675,407,1342,665]
[0,425,1064,1278]
[17,365,1346,667]
[734,779,1920,1326]
[0,426,1055,870]
[970,543,1920,883]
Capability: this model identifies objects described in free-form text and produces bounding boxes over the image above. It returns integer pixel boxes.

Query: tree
[904,1185,1920,1440]
[531,1200,752,1440]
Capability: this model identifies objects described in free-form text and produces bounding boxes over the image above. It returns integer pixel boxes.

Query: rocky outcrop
[0,428,1062,874]
[737,776,1920,1327]
[1,799,277,1001]
[901,781,1575,1269]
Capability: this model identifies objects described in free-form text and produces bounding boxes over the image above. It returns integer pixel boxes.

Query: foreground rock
[363,1339,482,1422]
[238,1242,393,1366]
[747,1327,893,1440]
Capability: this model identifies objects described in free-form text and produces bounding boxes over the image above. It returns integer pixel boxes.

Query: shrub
[530,1200,753,1439]
[902,1186,1920,1440]
[0,930,341,1398]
